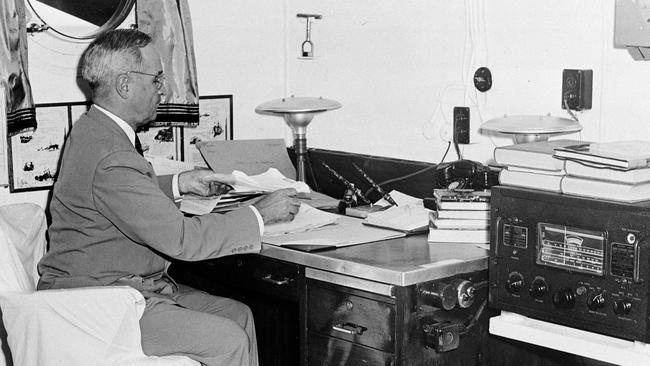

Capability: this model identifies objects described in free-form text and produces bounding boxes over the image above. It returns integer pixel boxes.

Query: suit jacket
[37,106,261,297]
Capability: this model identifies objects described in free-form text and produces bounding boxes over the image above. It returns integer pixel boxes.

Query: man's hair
[80,29,152,99]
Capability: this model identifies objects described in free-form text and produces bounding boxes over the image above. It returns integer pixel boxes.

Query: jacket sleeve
[91,150,261,261]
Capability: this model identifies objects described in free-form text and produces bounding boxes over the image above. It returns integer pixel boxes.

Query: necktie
[134,136,144,156]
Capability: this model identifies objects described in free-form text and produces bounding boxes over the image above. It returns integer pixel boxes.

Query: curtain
[137,0,199,127]
[1,0,36,136]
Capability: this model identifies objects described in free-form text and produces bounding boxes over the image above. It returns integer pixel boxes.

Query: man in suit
[37,29,300,366]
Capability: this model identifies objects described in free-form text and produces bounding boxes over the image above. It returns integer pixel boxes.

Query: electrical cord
[362,141,450,198]
[562,95,580,122]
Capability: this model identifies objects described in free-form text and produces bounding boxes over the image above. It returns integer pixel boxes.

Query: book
[427,227,490,244]
[431,218,489,230]
[565,160,650,184]
[493,139,584,171]
[560,176,650,203]
[499,168,564,193]
[362,203,431,234]
[553,140,650,170]
[434,209,490,220]
[433,189,491,210]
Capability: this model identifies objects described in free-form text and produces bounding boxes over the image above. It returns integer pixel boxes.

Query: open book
[362,191,431,234]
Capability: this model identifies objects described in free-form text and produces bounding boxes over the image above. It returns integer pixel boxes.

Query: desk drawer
[189,255,302,301]
[308,285,395,352]
[308,333,394,366]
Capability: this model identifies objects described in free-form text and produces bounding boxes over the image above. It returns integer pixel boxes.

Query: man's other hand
[178,169,235,197]
[253,188,301,224]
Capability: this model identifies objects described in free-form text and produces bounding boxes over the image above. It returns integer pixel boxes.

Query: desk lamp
[255,96,341,181]
[480,114,582,144]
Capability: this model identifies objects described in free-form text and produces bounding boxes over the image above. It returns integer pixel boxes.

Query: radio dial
[552,288,576,309]
[613,298,632,316]
[587,292,606,311]
[529,278,549,298]
[505,273,525,294]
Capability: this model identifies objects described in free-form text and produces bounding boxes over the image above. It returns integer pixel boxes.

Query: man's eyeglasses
[127,70,165,90]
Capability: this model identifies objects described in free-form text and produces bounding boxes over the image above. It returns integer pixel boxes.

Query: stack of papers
[263,204,339,236]
[180,168,310,215]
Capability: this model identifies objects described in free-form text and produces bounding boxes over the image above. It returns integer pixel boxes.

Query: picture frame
[181,95,233,166]
[7,102,71,192]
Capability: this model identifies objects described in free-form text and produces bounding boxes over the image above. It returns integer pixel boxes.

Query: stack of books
[553,140,650,202]
[426,189,491,244]
[493,139,583,192]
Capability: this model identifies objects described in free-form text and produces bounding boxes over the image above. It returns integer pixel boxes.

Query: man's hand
[178,169,235,197]
[253,188,301,224]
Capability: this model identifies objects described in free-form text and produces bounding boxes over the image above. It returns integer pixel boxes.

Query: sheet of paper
[230,168,310,193]
[197,139,296,179]
[262,215,405,248]
[264,204,339,236]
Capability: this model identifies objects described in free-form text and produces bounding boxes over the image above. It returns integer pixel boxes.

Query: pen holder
[338,187,359,214]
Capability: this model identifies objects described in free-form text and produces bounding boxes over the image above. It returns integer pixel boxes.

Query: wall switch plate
[453,107,470,144]
[561,69,593,111]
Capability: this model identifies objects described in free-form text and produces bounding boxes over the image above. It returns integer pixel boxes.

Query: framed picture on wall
[7,103,71,192]
[181,95,233,167]
[136,126,179,161]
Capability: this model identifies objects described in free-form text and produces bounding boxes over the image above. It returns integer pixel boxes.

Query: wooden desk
[171,235,491,366]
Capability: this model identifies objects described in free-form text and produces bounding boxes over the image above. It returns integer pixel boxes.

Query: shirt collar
[94,104,136,147]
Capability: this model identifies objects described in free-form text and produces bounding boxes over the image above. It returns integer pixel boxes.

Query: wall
[3,0,650,206]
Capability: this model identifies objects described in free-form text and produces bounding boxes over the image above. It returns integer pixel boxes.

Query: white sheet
[0,203,199,366]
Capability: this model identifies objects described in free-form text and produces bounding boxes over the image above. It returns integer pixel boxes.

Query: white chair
[0,203,200,366]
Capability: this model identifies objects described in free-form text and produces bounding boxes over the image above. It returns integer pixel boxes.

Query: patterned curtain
[1,0,36,136]
[137,0,199,127]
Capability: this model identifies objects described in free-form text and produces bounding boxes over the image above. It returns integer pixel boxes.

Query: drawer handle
[332,322,367,335]
[261,274,292,286]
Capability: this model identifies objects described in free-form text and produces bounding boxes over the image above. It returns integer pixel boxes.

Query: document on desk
[363,191,431,234]
[197,139,297,179]
[262,215,406,251]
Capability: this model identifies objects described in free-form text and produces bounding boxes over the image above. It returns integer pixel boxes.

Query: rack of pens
[320,161,397,210]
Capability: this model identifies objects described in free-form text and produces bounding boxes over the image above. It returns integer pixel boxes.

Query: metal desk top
[260,235,489,287]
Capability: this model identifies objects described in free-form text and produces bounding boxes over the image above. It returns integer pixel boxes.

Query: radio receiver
[490,186,650,342]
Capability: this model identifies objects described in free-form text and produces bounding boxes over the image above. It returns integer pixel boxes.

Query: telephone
[433,159,495,190]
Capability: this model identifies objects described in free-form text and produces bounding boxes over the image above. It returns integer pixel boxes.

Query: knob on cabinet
[552,288,576,309]
[613,298,632,316]
[419,282,457,310]
[505,272,525,294]
[587,292,606,311]
[528,277,549,298]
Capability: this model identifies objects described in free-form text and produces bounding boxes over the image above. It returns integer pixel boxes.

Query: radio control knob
[613,298,632,316]
[552,288,576,309]
[529,278,549,298]
[505,273,525,294]
[587,292,606,311]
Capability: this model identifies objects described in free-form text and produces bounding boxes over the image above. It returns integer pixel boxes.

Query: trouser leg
[139,285,258,366]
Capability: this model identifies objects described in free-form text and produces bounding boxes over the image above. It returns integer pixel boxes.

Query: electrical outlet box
[453,107,470,144]
[561,69,593,111]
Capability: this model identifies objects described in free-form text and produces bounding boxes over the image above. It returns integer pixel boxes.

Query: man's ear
[115,74,130,99]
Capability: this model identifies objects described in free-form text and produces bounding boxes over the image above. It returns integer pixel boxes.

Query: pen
[352,163,398,207]
[289,193,312,200]
[321,162,371,204]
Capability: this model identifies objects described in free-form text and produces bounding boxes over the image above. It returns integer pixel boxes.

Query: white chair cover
[0,203,199,366]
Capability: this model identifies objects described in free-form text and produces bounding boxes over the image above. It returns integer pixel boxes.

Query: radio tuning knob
[505,273,525,294]
[613,298,632,316]
[587,292,606,311]
[529,278,549,298]
[552,288,576,309]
